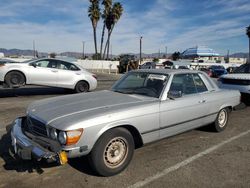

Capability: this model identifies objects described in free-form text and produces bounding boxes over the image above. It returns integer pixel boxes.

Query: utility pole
[158,49,161,58]
[82,41,85,59]
[33,40,36,58]
[165,46,168,58]
[139,36,143,65]
[227,49,230,63]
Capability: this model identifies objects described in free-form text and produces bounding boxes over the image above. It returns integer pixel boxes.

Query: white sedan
[0,58,97,92]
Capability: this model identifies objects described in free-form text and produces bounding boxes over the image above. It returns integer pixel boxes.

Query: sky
[0,0,249,55]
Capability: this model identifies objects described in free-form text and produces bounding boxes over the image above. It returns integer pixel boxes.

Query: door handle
[51,70,58,73]
[199,100,206,103]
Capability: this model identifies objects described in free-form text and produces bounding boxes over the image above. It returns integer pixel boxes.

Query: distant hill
[0,48,48,57]
[0,48,248,59]
[229,52,248,58]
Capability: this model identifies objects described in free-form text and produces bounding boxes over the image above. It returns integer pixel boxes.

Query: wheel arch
[74,80,90,90]
[4,70,27,84]
[219,105,233,112]
[92,124,144,151]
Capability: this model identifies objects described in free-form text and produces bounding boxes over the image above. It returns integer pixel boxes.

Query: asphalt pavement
[0,72,249,188]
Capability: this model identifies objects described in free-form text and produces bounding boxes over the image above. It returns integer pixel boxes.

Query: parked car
[139,62,163,69]
[207,65,227,77]
[0,58,97,92]
[0,58,17,65]
[11,69,240,176]
[177,65,189,69]
[218,63,250,102]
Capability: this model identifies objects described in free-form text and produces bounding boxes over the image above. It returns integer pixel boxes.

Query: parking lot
[0,72,250,188]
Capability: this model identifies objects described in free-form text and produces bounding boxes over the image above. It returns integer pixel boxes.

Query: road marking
[128,129,250,188]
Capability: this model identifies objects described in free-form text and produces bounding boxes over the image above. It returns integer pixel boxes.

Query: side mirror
[168,90,182,100]
[30,63,37,68]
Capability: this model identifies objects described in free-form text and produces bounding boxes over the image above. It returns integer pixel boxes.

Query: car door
[55,60,81,88]
[159,73,207,139]
[26,59,58,87]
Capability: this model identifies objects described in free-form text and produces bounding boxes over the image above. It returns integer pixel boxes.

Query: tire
[212,108,230,132]
[5,71,25,88]
[89,127,135,176]
[74,81,89,93]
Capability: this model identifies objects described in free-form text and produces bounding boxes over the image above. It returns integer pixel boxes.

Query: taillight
[92,74,97,79]
[0,64,5,67]
[208,71,212,77]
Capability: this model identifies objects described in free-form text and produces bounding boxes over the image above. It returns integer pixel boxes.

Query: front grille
[25,116,48,136]
[221,78,250,86]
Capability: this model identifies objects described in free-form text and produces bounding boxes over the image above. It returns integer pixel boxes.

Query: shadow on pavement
[0,87,72,98]
[0,124,97,176]
[0,124,60,174]
[68,157,99,176]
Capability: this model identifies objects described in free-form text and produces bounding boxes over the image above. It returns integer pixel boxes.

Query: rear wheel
[89,128,134,176]
[74,81,89,93]
[5,71,25,88]
[212,108,229,132]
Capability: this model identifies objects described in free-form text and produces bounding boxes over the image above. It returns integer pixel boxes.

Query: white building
[0,52,4,58]
[228,57,247,64]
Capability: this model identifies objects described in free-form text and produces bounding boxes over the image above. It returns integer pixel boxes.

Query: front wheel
[89,128,134,176]
[212,108,230,132]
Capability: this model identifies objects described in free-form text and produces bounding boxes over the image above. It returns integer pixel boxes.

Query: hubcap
[218,110,227,128]
[78,83,87,92]
[11,75,21,84]
[103,137,128,168]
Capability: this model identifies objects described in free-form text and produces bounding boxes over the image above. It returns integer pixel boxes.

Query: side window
[57,61,80,71]
[34,60,50,68]
[169,74,197,95]
[192,74,208,93]
[58,61,68,70]
[47,60,58,69]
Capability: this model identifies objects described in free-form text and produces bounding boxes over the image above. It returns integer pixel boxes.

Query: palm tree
[246,25,250,63]
[103,2,123,59]
[88,0,101,57]
[100,0,112,59]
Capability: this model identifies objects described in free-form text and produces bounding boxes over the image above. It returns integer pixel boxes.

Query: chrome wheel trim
[103,137,128,169]
[218,109,227,128]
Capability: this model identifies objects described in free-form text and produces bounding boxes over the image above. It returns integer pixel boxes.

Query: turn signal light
[66,128,83,145]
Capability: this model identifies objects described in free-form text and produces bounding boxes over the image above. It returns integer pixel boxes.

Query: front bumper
[11,117,67,164]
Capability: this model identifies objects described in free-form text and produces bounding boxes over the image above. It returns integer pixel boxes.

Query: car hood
[27,90,157,128]
[220,73,250,80]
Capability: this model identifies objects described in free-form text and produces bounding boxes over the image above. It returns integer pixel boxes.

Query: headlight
[50,128,57,140]
[57,129,83,146]
[58,131,67,145]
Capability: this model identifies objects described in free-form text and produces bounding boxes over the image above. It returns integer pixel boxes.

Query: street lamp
[82,41,85,59]
[140,36,143,65]
[165,46,168,59]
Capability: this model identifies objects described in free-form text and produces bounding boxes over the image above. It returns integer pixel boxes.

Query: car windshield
[233,64,250,73]
[112,72,168,98]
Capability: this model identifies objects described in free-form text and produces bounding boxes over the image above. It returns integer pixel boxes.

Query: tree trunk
[249,38,250,63]
[103,31,110,59]
[100,23,106,60]
[105,26,114,59]
[93,27,98,57]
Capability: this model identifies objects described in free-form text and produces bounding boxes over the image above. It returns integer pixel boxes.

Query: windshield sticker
[148,74,166,81]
